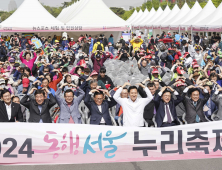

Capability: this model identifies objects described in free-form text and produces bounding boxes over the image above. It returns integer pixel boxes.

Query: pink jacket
[19,51,37,71]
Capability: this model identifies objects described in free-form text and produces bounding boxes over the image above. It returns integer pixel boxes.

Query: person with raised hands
[84,89,117,125]
[20,87,56,123]
[55,83,85,124]
[154,86,183,127]
[182,85,210,124]
[113,82,153,127]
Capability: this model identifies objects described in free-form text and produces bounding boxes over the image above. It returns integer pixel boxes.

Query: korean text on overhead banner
[31,38,42,49]
[1,122,222,165]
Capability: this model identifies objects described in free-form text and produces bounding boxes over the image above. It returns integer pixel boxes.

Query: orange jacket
[49,72,63,91]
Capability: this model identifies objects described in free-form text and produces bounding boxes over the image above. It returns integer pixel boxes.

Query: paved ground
[1,158,222,170]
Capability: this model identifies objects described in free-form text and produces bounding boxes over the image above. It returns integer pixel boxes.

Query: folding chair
[211,110,219,121]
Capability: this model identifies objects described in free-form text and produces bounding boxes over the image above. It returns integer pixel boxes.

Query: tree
[110,7,125,17]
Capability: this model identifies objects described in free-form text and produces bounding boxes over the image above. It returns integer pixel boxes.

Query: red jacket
[69,41,75,47]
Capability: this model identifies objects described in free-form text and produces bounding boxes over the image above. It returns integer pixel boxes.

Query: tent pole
[191,26,193,42]
[179,26,180,34]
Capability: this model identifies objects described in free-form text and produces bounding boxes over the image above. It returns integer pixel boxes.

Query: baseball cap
[0,78,5,85]
[90,70,98,77]
[193,64,199,68]
[207,55,211,59]
[176,66,185,74]
[20,63,26,68]
[22,78,30,88]
[152,68,159,74]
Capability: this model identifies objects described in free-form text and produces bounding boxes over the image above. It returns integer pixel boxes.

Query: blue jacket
[108,37,114,44]
[154,93,183,127]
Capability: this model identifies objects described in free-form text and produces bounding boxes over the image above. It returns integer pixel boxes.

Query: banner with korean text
[0,122,222,165]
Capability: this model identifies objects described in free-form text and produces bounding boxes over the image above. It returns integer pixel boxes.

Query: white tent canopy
[0,0,64,32]
[146,7,163,27]
[170,1,202,29]
[132,8,149,26]
[138,7,156,27]
[182,0,216,27]
[154,4,180,28]
[57,0,90,24]
[152,6,171,27]
[194,2,222,28]
[168,1,191,27]
[126,10,138,23]
[66,0,130,31]
[129,9,144,24]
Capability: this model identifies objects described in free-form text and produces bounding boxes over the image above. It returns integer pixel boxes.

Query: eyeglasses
[100,72,106,74]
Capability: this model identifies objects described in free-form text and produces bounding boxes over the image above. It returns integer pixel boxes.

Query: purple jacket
[91,53,108,72]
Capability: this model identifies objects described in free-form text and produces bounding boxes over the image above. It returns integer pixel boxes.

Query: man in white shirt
[113,82,153,127]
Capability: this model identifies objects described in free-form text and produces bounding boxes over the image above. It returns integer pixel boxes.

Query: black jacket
[98,75,114,89]
[138,86,159,126]
[0,46,7,58]
[21,94,56,123]
[0,101,23,122]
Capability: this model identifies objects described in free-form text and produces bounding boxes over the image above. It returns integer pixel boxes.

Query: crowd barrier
[0,121,222,165]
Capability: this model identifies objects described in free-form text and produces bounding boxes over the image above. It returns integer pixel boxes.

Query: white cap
[71,38,74,40]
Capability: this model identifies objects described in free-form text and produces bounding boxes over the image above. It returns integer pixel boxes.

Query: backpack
[160,52,168,62]
[97,42,103,51]
[159,43,166,52]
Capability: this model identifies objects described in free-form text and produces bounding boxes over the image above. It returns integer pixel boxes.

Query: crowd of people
[0,31,221,127]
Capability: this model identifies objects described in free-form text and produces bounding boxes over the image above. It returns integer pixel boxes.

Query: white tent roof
[58,0,90,23]
[0,0,64,32]
[133,8,149,26]
[154,4,180,26]
[138,7,156,27]
[129,9,144,24]
[170,1,202,28]
[194,2,222,27]
[127,10,138,23]
[146,7,163,26]
[152,6,171,26]
[182,0,216,27]
[57,5,72,21]
[66,0,130,31]
[166,2,190,27]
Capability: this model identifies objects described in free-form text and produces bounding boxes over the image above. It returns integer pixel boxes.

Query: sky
[0,0,145,11]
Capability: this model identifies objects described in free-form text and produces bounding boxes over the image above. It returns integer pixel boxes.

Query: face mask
[152,56,155,59]
[85,61,89,64]
[205,38,207,40]
[88,42,91,44]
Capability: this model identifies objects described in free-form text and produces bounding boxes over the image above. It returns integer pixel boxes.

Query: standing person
[82,39,90,55]
[183,85,210,124]
[91,52,109,73]
[194,33,200,45]
[0,41,7,62]
[138,81,159,127]
[113,82,153,127]
[154,86,183,127]
[69,38,75,48]
[130,37,143,52]
[84,89,117,125]
[108,34,114,45]
[19,50,37,72]
[55,83,85,124]
[0,89,23,122]
[20,88,56,123]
